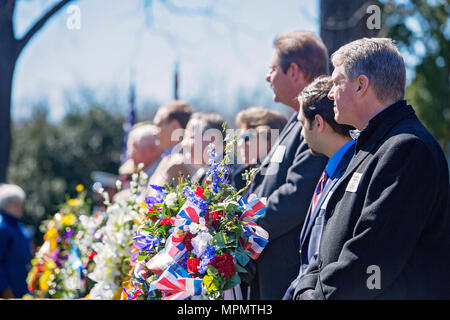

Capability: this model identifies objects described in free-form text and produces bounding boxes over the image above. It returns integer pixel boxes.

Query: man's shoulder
[378,117,446,164]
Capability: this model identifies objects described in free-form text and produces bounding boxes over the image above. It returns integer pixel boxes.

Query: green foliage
[8,105,125,245]
[383,0,450,153]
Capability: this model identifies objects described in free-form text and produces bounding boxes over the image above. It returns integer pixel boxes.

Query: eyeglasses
[239,131,257,142]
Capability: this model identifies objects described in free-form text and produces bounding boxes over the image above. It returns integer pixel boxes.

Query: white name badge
[321,190,334,210]
[270,145,286,163]
[346,172,362,193]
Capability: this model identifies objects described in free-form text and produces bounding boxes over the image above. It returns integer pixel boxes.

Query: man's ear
[355,75,370,97]
[288,62,300,81]
[314,114,325,133]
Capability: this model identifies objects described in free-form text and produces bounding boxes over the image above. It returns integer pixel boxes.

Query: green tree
[382,0,450,154]
[8,102,124,245]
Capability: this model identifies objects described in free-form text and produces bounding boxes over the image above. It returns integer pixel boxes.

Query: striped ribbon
[149,263,203,300]
[146,202,202,274]
[238,194,269,260]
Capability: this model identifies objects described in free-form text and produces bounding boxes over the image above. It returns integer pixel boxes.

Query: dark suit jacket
[283,143,355,300]
[247,112,327,299]
[294,100,450,299]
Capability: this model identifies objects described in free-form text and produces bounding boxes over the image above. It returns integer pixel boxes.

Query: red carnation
[88,250,97,261]
[187,258,201,273]
[209,210,224,230]
[194,186,205,200]
[184,232,196,251]
[147,207,160,222]
[211,253,235,279]
[160,217,173,226]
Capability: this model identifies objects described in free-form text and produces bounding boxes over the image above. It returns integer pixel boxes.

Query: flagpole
[174,60,179,100]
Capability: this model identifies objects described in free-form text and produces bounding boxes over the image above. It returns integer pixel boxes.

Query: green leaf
[234,263,248,274]
[207,265,219,276]
[212,231,227,249]
[235,247,251,266]
[222,273,241,291]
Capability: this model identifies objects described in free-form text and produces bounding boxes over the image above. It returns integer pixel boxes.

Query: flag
[120,78,137,164]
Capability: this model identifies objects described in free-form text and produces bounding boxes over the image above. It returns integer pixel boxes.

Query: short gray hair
[129,123,159,147]
[331,38,406,105]
[0,184,26,210]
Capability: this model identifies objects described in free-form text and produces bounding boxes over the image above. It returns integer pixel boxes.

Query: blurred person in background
[146,101,194,191]
[0,184,31,299]
[180,112,225,185]
[232,107,287,191]
[114,123,163,202]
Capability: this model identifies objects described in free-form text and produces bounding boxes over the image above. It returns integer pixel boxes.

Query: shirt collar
[325,139,355,179]
[0,210,20,225]
[162,145,175,158]
[355,100,412,152]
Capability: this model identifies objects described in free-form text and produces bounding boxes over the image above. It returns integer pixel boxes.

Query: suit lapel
[257,112,298,170]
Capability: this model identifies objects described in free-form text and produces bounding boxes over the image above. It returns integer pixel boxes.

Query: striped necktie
[310,170,329,218]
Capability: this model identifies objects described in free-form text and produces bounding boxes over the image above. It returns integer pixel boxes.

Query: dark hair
[156,100,194,129]
[299,76,354,136]
[274,31,329,82]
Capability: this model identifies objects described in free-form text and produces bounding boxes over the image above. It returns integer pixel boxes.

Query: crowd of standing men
[1,30,449,300]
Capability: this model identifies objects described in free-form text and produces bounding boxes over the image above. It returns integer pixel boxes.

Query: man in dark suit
[244,31,329,299]
[295,38,450,299]
[281,76,355,300]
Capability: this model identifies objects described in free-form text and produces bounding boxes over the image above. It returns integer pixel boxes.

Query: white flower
[187,217,208,235]
[191,231,212,258]
[164,192,178,209]
[115,180,122,191]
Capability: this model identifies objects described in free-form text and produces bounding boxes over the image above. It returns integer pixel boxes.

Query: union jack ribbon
[238,194,269,260]
[133,262,148,282]
[146,230,187,274]
[176,202,202,227]
[149,263,203,300]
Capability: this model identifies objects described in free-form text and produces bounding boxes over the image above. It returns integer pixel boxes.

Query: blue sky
[12,0,321,122]
[12,0,424,123]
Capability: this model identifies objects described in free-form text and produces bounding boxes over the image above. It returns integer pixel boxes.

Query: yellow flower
[44,227,59,252]
[76,184,84,192]
[62,213,76,226]
[67,198,82,207]
[139,201,148,210]
[203,275,218,292]
[45,260,57,270]
[39,270,52,291]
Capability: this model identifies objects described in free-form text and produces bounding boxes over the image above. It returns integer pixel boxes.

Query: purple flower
[145,185,167,207]
[132,235,161,252]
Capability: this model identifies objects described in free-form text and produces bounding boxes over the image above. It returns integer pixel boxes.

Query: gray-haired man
[295,38,450,299]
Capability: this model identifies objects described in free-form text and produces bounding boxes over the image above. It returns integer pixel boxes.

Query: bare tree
[0,0,73,182]
[320,0,380,69]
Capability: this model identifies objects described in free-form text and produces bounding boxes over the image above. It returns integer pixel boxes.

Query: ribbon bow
[238,194,269,260]
[149,263,203,300]
[146,202,202,274]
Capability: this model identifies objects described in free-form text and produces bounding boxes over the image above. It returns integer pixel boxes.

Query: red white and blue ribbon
[238,194,269,260]
[146,230,187,274]
[146,202,202,274]
[149,263,203,300]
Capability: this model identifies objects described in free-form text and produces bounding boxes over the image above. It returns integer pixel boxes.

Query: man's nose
[328,88,335,100]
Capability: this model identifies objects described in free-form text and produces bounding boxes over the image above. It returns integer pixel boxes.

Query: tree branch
[159,0,215,17]
[16,0,73,55]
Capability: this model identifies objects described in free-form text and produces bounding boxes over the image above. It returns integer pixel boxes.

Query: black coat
[246,112,327,299]
[295,100,450,299]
